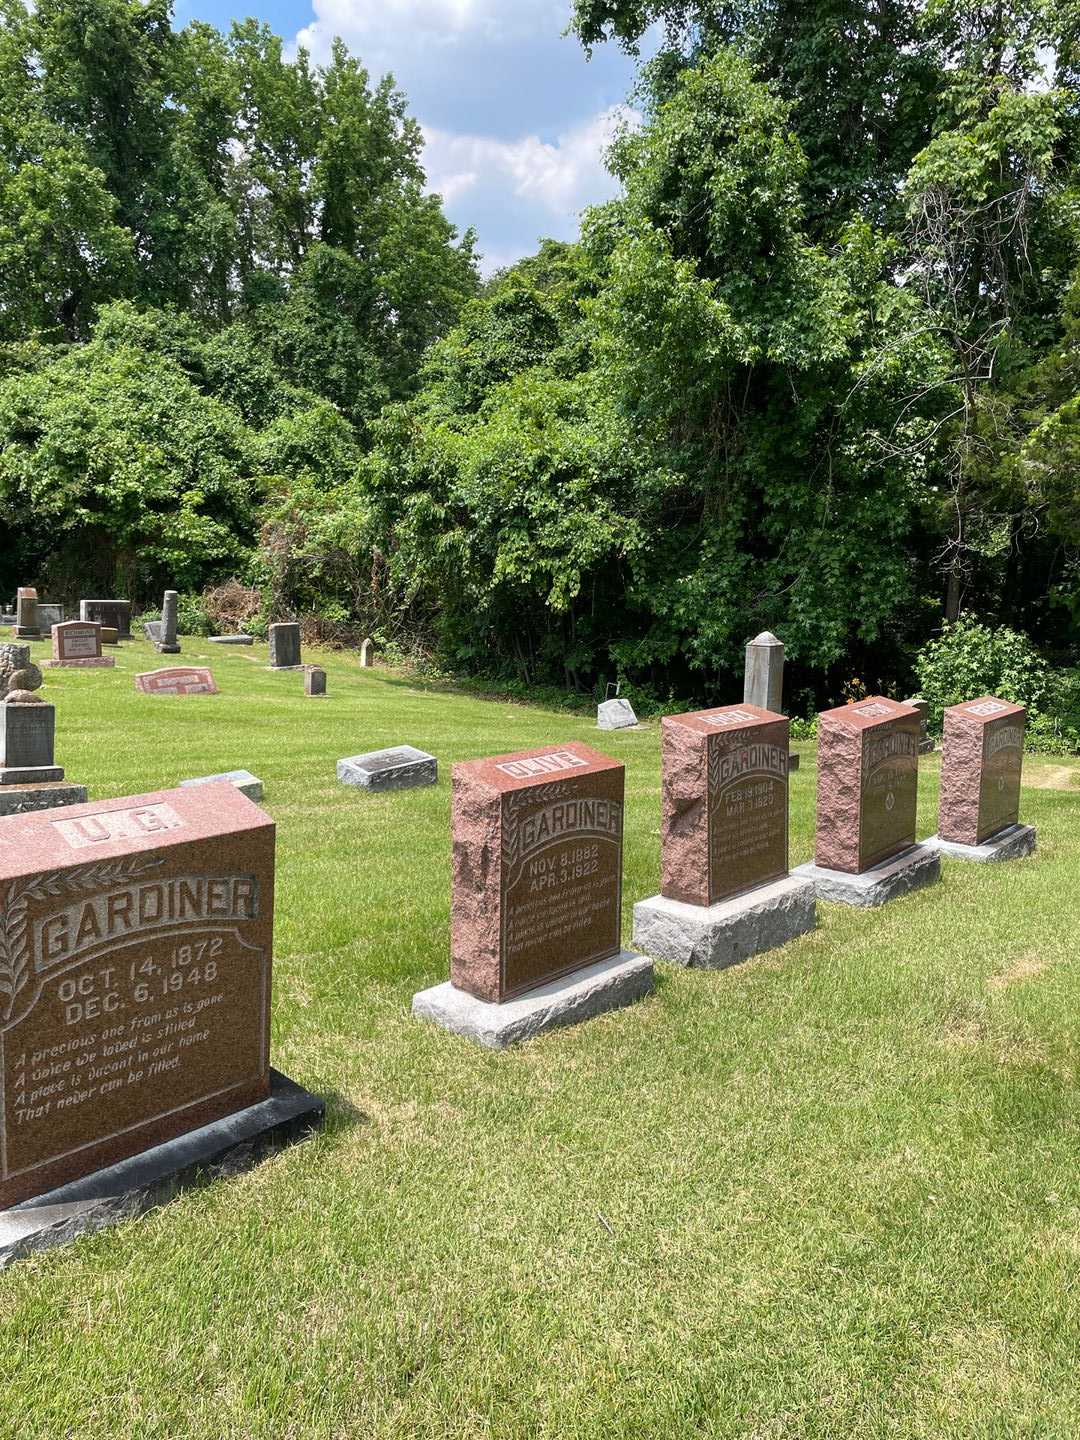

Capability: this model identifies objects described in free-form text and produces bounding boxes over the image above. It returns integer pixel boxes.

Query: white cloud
[295,0,568,63]
[423,106,635,221]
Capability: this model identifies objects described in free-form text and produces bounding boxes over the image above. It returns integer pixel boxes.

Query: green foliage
[915,616,1051,725]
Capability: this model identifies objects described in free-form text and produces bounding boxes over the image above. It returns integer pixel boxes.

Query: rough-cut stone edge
[0,766,64,785]
[412,951,653,1049]
[632,875,816,970]
[0,782,87,816]
[0,1070,323,1269]
[923,824,1037,864]
[793,843,940,908]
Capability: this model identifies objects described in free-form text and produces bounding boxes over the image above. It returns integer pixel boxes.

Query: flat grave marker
[337,746,436,792]
[135,668,218,697]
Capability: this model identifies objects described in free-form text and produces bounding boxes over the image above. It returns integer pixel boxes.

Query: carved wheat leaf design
[0,856,164,1022]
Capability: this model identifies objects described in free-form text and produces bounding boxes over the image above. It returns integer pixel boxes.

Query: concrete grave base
[0,781,88,816]
[44,656,115,669]
[265,665,306,672]
[633,875,817,971]
[338,746,437,792]
[208,635,254,645]
[793,843,941,908]
[0,1070,324,1269]
[413,950,653,1049]
[180,770,264,802]
[924,823,1037,864]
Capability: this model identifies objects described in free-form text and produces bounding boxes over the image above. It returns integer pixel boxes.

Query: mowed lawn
[2,636,1080,1439]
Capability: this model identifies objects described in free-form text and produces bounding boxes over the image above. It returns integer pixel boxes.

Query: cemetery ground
[2,639,1080,1440]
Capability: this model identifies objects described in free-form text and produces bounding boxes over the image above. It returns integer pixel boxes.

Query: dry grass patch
[987,951,1047,991]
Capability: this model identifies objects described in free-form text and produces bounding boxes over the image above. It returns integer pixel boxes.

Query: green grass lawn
[3,636,1080,1439]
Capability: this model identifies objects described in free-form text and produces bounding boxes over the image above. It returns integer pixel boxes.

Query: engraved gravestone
[659,705,789,904]
[135,668,218,697]
[940,697,1026,845]
[451,743,625,1002]
[79,600,131,639]
[305,667,326,697]
[632,705,815,969]
[46,621,114,669]
[15,589,41,641]
[815,697,920,873]
[0,784,275,1208]
[268,623,302,670]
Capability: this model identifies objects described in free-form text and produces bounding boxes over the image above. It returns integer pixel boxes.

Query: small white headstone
[597,698,638,731]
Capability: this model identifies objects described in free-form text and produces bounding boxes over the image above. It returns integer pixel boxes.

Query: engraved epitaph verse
[708,734,788,901]
[0,787,273,1207]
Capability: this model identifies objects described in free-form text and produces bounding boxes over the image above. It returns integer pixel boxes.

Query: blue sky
[171,0,647,274]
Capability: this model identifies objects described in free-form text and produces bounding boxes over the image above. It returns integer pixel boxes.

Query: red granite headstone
[661,704,789,906]
[939,695,1026,845]
[46,621,114,669]
[451,742,624,1003]
[0,784,273,1207]
[135,668,218,696]
[815,697,921,873]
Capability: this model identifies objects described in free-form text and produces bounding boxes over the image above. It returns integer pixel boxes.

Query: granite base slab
[633,875,817,970]
[338,746,437,792]
[413,950,653,1049]
[0,1070,324,1269]
[0,782,88,816]
[793,843,941,908]
[209,635,254,645]
[265,665,306,672]
[924,823,1037,864]
[43,656,115,669]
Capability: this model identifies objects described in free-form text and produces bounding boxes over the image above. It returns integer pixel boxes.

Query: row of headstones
[0,691,1033,1259]
[8,589,133,641]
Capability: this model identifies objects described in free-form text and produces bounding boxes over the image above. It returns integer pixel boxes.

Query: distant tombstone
[413,742,652,1047]
[38,604,64,630]
[144,620,162,646]
[157,590,181,654]
[359,638,374,668]
[744,630,800,771]
[337,746,436,792]
[305,667,327,697]
[135,667,218,697]
[0,784,323,1250]
[99,627,119,646]
[743,632,784,713]
[633,704,815,969]
[929,697,1035,861]
[906,697,934,753]
[46,621,114,669]
[179,770,263,802]
[0,693,61,782]
[79,600,131,639]
[15,588,41,640]
[597,691,637,730]
[268,623,302,670]
[792,696,940,906]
